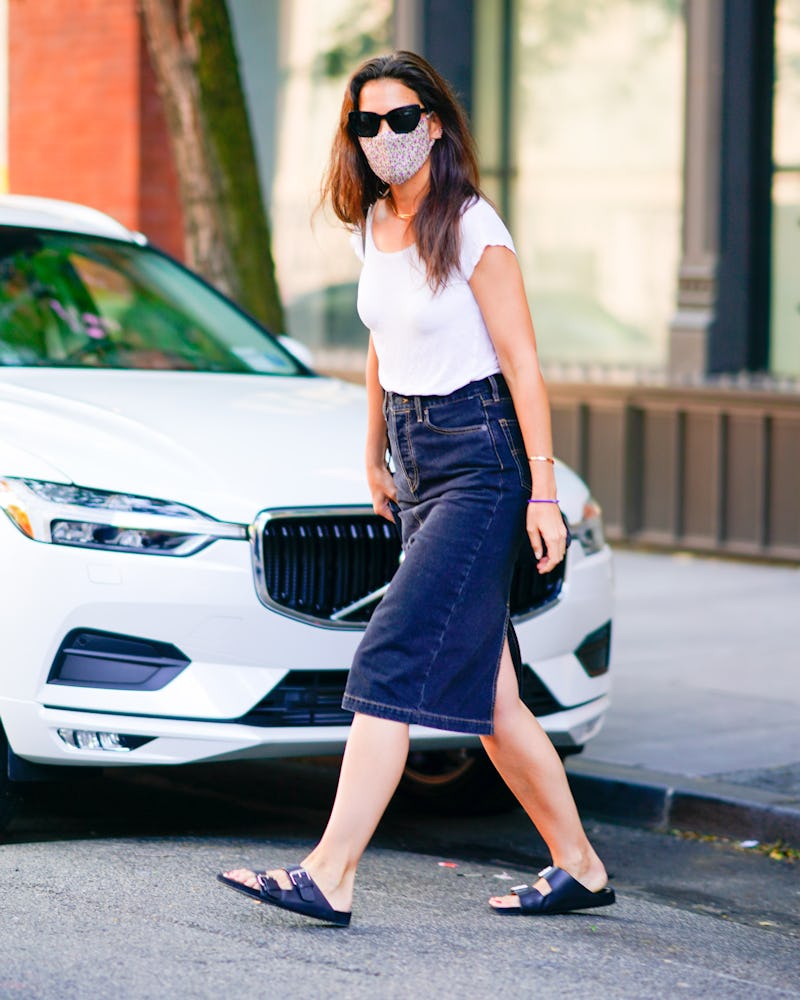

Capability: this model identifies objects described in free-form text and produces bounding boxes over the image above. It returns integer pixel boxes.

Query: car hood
[0,370,371,522]
[0,369,589,524]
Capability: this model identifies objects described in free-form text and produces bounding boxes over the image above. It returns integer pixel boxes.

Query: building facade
[2,0,799,557]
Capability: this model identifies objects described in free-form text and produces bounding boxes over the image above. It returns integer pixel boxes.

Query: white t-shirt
[353,196,516,396]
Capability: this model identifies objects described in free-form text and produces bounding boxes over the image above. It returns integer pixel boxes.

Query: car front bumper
[0,517,613,769]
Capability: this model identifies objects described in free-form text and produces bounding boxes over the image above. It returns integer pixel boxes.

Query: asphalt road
[0,759,798,999]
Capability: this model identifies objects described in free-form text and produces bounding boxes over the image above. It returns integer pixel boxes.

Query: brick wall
[8,0,183,258]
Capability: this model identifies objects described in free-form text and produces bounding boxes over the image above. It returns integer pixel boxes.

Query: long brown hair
[321,51,481,290]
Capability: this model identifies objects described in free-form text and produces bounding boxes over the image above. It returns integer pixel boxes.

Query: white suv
[0,195,613,826]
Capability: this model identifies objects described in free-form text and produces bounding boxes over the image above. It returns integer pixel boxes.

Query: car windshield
[0,228,304,374]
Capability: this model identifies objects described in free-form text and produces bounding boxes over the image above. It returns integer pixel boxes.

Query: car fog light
[57,729,153,752]
[78,730,103,749]
[98,732,125,751]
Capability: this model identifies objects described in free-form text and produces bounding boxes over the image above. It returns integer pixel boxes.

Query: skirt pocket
[423,395,487,434]
[387,409,419,495]
[498,417,532,491]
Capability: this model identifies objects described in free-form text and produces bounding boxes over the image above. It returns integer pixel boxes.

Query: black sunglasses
[348,104,428,138]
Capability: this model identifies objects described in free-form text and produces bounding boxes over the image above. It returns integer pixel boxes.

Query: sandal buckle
[289,868,312,888]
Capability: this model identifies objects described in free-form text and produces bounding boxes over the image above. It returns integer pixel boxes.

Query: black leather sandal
[217,865,351,926]
[491,865,616,916]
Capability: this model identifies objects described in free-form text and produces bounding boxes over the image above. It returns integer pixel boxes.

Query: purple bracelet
[528,498,559,504]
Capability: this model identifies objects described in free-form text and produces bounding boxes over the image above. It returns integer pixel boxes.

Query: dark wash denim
[342,373,531,735]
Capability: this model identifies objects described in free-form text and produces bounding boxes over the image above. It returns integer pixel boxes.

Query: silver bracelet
[528,498,559,505]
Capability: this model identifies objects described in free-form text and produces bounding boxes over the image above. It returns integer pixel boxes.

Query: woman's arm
[365,334,398,521]
[469,245,567,573]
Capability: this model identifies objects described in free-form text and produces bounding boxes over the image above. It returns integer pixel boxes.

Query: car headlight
[571,497,606,556]
[0,478,246,555]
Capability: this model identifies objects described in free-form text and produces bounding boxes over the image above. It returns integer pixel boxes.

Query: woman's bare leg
[480,641,608,909]
[222,712,409,912]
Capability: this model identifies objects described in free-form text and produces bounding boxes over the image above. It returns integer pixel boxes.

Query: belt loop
[414,395,423,421]
[488,374,500,402]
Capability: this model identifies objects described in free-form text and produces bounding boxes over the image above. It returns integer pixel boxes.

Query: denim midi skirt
[342,373,532,735]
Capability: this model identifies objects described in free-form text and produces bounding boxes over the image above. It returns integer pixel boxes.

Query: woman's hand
[527,502,568,574]
[367,464,398,522]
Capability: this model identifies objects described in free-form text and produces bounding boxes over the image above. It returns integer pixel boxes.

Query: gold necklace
[389,198,416,221]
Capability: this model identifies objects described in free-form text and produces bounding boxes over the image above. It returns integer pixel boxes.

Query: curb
[565,757,800,847]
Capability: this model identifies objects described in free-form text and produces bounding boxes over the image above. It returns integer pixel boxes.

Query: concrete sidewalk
[566,549,800,846]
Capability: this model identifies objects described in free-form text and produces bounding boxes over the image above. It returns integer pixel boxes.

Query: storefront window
[501,0,684,371]
[235,0,685,372]
[771,0,800,377]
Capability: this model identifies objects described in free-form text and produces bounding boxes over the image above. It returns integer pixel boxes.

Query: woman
[218,51,614,925]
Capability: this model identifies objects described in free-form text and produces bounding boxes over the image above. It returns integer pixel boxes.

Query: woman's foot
[221,858,354,914]
[488,854,608,911]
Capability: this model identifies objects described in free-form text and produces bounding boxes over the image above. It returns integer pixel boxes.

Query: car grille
[251,508,565,629]
[238,667,562,728]
[239,670,352,727]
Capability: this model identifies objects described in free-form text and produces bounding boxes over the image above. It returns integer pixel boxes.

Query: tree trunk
[140,0,284,332]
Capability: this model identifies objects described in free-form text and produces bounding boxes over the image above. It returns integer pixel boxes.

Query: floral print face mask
[358,114,435,186]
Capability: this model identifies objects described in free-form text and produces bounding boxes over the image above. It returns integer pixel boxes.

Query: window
[493,0,684,370]
[0,229,301,374]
